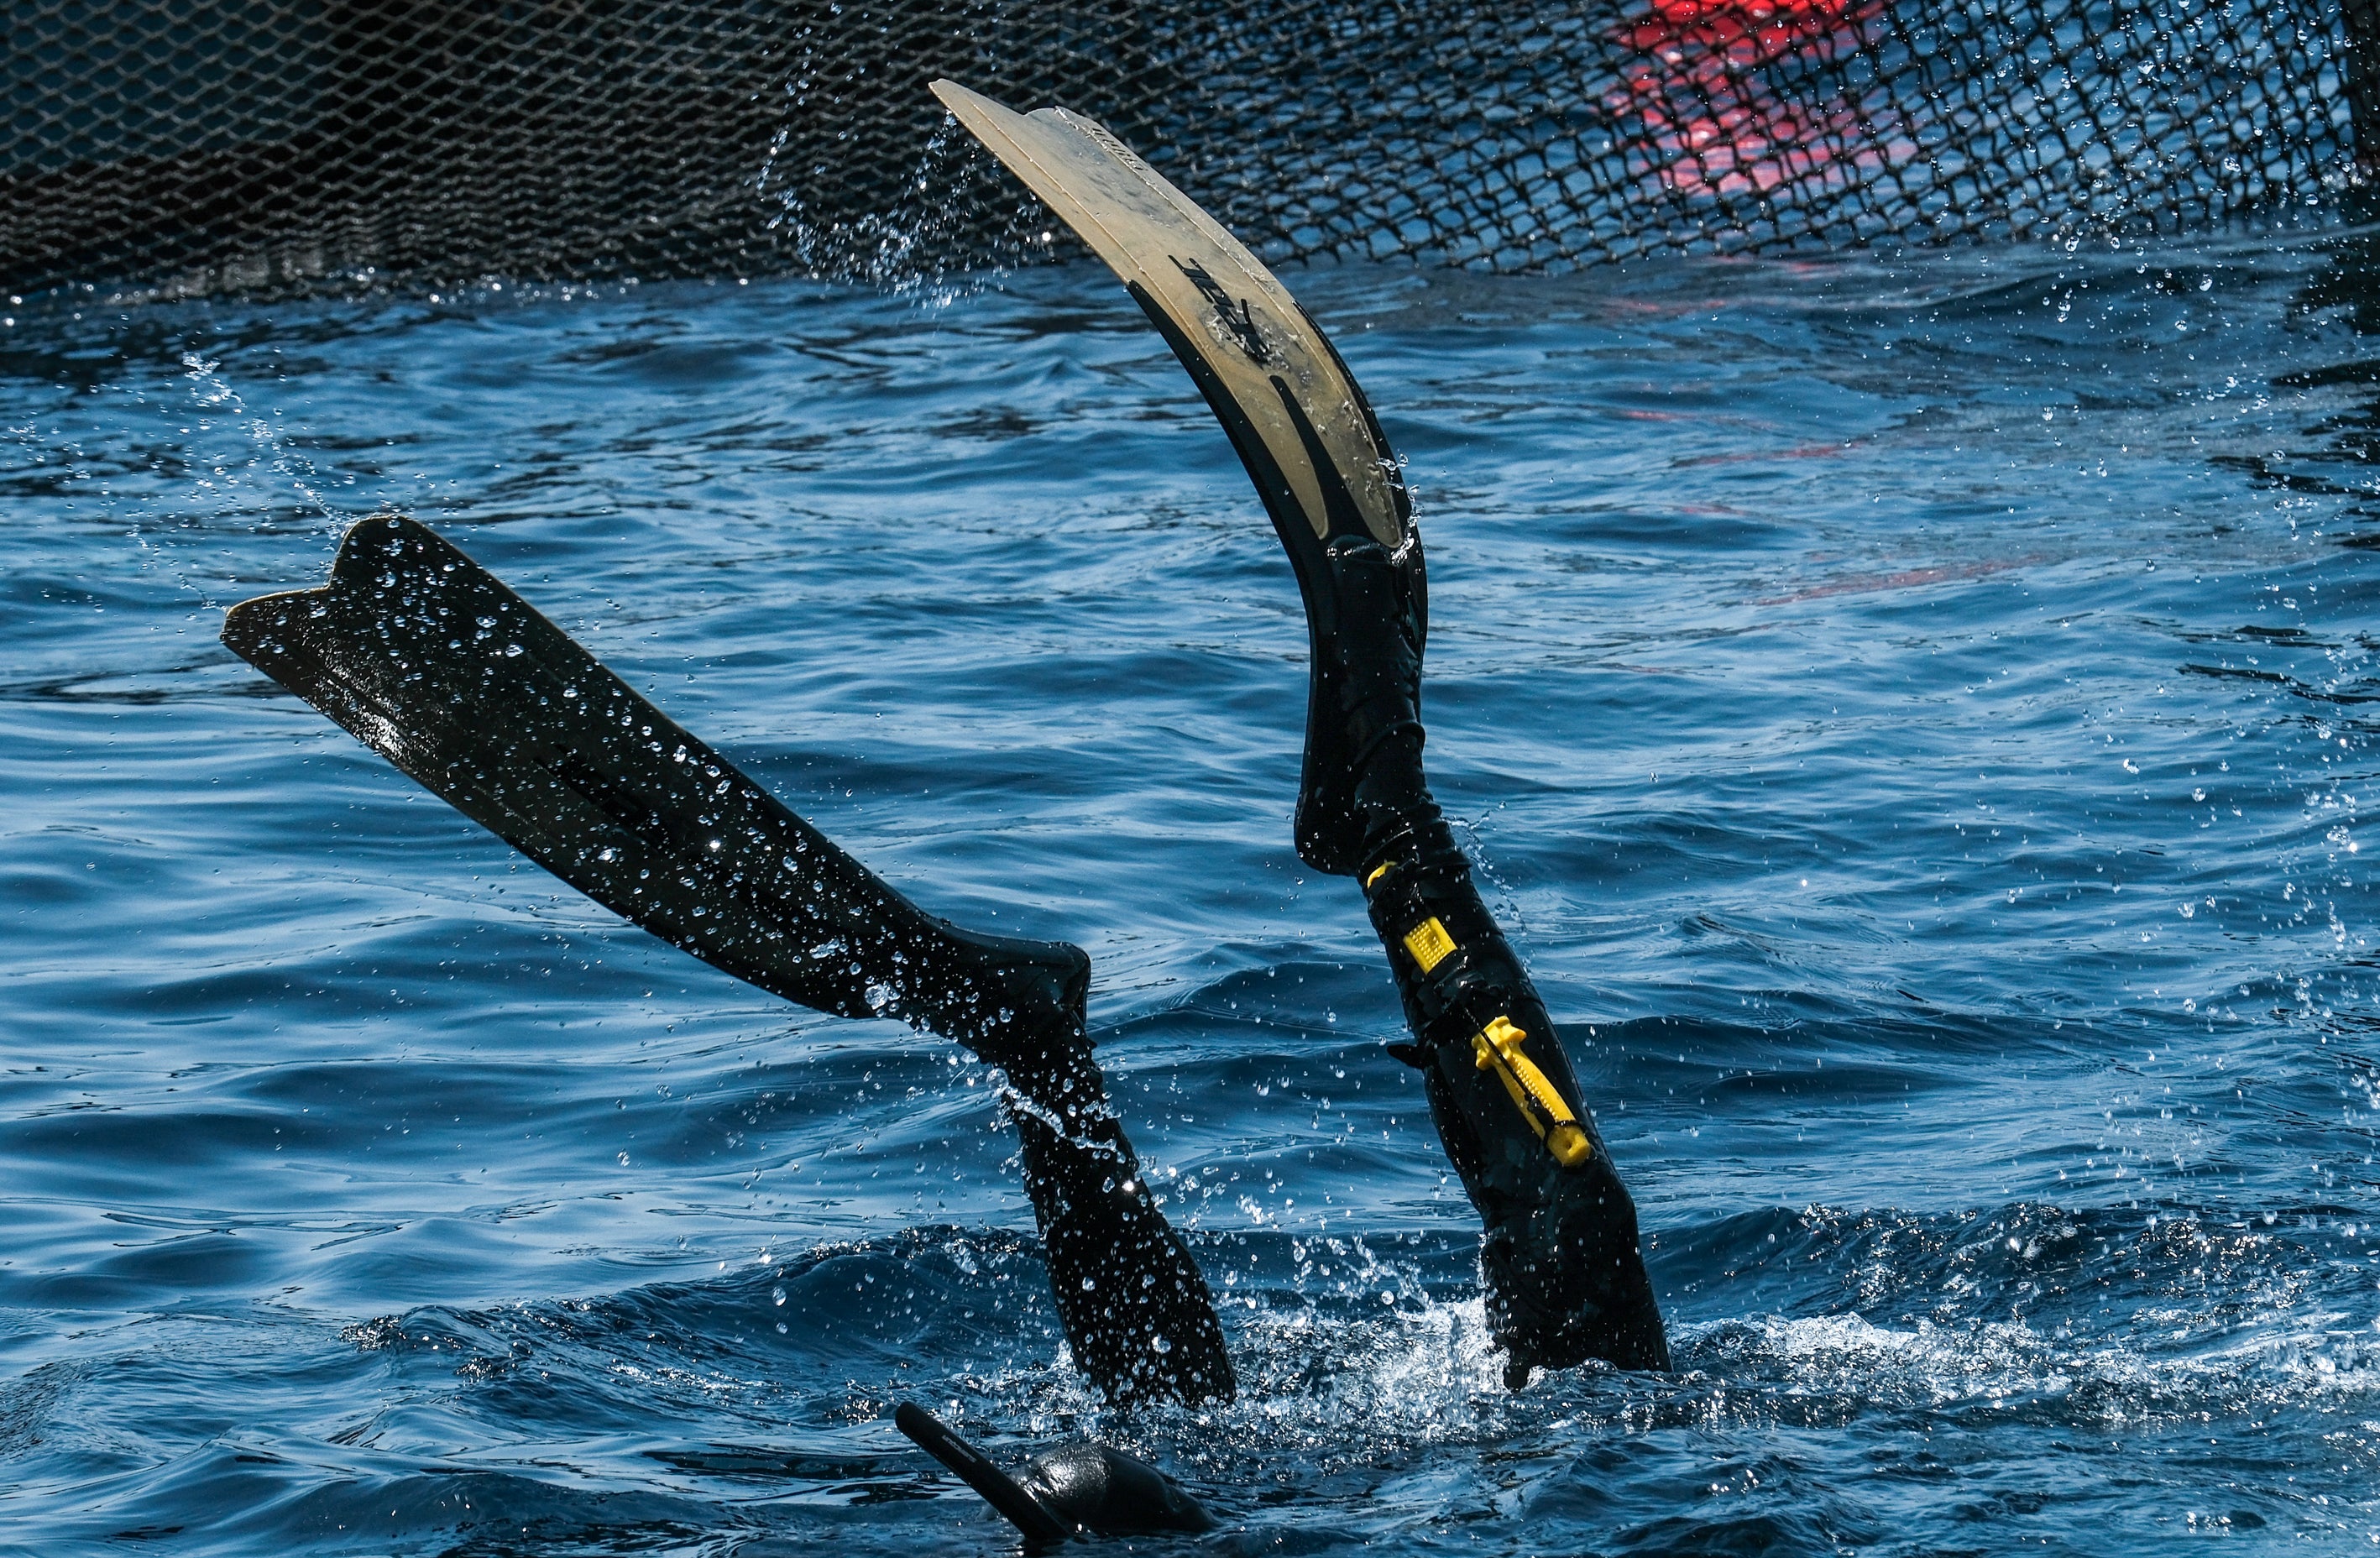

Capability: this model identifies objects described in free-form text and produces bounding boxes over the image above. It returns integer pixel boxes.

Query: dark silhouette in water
[893,1401,1215,1542]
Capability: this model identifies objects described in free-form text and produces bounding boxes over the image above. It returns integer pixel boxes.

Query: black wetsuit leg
[1326,536,1670,1384]
[994,1022,1235,1404]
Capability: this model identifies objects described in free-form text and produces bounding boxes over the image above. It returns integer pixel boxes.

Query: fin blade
[223,514,1085,1054]
[933,78,1410,554]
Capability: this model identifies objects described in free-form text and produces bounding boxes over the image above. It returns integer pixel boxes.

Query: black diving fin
[222,513,1236,1408]
[894,1402,1216,1543]
[933,79,1425,879]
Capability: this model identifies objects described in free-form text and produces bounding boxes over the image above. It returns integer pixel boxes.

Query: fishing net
[5,0,2367,300]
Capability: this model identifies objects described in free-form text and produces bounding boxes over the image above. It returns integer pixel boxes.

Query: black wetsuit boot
[1323,535,1670,1383]
[995,1023,1236,1405]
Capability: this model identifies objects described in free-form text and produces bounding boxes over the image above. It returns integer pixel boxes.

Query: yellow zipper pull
[1471,1017,1592,1168]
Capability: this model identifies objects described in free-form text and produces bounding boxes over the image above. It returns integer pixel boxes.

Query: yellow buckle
[1402,917,1455,972]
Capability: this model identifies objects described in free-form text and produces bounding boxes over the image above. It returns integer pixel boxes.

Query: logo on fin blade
[1172,256,1274,367]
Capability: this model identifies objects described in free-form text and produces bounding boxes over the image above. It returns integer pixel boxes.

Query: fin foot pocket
[1288,534,1428,875]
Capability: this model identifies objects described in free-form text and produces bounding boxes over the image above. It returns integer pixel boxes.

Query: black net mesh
[5,0,2369,301]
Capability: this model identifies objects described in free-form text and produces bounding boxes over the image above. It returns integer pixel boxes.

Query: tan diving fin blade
[932,78,1410,554]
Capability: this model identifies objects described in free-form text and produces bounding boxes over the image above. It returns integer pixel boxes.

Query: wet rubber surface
[3,231,2378,1553]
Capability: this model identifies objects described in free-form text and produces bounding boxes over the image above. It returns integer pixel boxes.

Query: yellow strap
[1402,917,1454,971]
[1470,1017,1593,1168]
[1364,860,1395,889]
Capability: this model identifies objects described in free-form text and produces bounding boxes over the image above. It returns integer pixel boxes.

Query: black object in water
[894,1401,1216,1542]
[219,512,1233,1409]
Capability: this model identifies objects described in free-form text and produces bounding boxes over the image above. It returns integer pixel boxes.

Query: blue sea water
[3,228,2378,1555]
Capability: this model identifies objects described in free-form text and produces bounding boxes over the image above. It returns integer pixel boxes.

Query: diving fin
[934,79,1425,877]
[222,512,1081,1059]
[934,88,1672,1381]
[223,514,1237,1408]
[895,1402,1216,1542]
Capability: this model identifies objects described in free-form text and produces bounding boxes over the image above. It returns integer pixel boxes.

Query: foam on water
[3,227,2379,1553]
